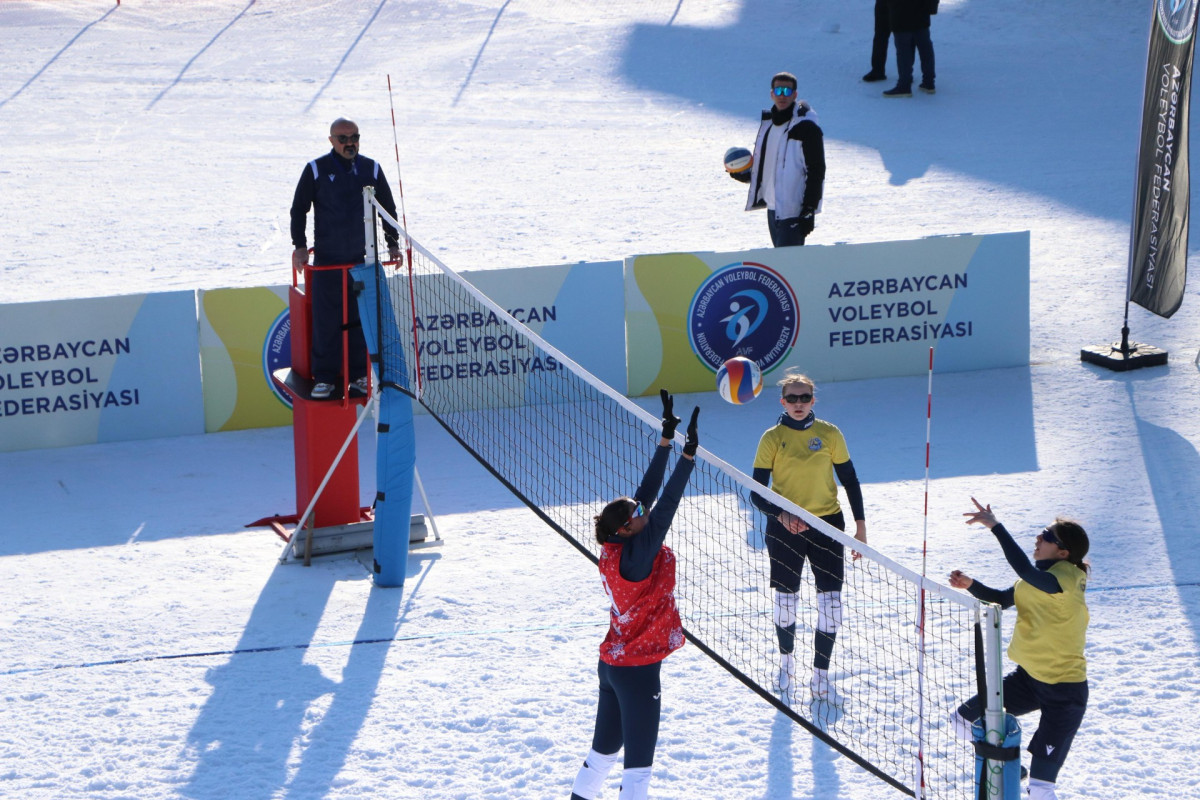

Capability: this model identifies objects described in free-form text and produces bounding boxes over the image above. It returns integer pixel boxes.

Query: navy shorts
[765,511,846,593]
[958,665,1088,783]
[589,659,662,769]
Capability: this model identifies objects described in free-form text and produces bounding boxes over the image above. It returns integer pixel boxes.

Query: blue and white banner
[0,292,204,452]
[625,232,1030,395]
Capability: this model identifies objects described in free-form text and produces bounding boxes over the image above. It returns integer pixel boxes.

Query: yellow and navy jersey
[753,417,850,517]
[1009,560,1089,684]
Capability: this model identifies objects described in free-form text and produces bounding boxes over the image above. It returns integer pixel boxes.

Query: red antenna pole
[386,74,422,396]
[916,345,934,799]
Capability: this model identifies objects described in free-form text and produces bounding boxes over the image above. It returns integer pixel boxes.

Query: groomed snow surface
[3,2,1200,798]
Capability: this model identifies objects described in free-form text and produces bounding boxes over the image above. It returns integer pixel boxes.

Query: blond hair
[775,370,815,394]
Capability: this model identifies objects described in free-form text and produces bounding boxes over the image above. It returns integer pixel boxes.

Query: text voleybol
[825,272,972,347]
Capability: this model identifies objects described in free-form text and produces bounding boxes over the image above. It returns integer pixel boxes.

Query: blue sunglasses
[624,501,646,529]
[772,86,795,97]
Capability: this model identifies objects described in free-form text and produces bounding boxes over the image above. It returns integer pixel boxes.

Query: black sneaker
[862,71,887,82]
[883,86,912,98]
[919,83,936,94]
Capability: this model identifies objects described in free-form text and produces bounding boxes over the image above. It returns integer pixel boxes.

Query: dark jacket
[887,0,932,32]
[290,151,399,265]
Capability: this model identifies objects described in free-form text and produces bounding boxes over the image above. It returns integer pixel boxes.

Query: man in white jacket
[744,72,826,247]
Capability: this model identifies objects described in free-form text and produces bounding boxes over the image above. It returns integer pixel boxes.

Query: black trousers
[871,0,890,75]
[309,265,367,385]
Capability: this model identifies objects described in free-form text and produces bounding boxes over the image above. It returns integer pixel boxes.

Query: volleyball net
[358,190,989,799]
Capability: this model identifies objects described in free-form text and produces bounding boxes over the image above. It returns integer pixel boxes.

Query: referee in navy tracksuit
[290,117,400,399]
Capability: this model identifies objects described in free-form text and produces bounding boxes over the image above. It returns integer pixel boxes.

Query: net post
[363,186,377,264]
[982,602,1006,799]
[359,219,986,796]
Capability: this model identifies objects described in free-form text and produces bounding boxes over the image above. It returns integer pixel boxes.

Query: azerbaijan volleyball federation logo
[687,261,798,373]
[263,309,293,408]
[1159,0,1199,43]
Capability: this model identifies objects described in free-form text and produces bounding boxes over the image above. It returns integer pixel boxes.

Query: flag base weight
[1080,340,1168,371]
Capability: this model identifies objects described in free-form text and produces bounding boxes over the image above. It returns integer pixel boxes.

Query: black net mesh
[362,206,983,799]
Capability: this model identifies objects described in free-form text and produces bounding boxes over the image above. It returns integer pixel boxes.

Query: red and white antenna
[386,74,423,396]
[916,345,934,799]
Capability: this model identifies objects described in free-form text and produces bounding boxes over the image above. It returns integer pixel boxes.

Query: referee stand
[248,257,440,567]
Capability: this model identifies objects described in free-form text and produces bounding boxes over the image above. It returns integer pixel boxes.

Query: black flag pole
[1082,0,1199,371]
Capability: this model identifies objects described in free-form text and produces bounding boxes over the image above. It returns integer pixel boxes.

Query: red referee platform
[249,260,437,563]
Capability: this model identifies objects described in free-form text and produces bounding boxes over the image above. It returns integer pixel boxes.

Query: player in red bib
[570,390,700,800]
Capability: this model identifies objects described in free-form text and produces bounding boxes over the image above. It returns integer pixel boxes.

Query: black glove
[798,206,816,238]
[730,169,751,184]
[660,389,681,440]
[682,407,700,456]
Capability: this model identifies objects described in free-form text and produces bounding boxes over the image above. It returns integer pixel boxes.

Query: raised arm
[963,498,1062,595]
[631,390,681,506]
[621,405,698,582]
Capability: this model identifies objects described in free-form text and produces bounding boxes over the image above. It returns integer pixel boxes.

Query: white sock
[571,749,620,799]
[1027,777,1058,800]
[777,652,796,690]
[619,766,653,800]
[810,667,831,695]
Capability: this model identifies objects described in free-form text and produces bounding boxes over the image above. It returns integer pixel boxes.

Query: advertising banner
[625,232,1029,396]
[1128,0,1200,318]
[198,286,293,432]
[0,292,204,452]
[424,260,627,393]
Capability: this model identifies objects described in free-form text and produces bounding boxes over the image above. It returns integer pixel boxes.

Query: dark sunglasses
[623,500,646,529]
[335,133,361,144]
[783,393,813,404]
[1040,527,1062,547]
[772,86,795,97]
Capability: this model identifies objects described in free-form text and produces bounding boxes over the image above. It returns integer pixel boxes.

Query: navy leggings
[958,665,1088,783]
[589,659,662,769]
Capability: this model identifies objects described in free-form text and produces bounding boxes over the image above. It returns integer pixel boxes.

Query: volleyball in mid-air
[716,356,763,405]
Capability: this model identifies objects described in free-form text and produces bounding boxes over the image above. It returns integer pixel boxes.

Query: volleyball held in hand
[716,356,763,405]
[724,147,753,182]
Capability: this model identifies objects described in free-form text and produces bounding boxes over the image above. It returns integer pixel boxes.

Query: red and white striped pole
[385,74,413,270]
[386,74,423,397]
[916,345,934,799]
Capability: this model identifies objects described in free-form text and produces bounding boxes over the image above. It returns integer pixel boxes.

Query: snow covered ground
[2,1,1200,798]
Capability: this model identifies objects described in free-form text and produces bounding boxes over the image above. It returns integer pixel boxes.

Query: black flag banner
[1129,0,1200,318]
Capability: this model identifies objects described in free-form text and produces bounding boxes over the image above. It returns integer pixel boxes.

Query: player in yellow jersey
[750,371,867,702]
[949,498,1090,800]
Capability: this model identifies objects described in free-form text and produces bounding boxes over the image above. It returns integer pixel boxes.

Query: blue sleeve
[965,579,1015,610]
[290,166,315,249]
[621,455,695,582]
[833,459,865,521]
[632,444,670,508]
[992,524,1063,594]
[749,467,781,517]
